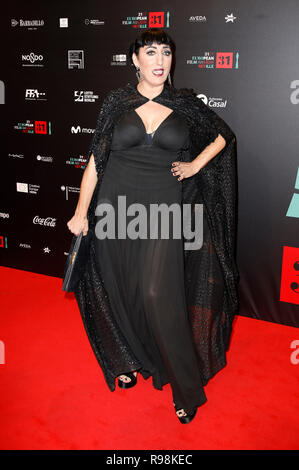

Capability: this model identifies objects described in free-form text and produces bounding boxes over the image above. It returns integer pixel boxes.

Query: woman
[66,28,239,424]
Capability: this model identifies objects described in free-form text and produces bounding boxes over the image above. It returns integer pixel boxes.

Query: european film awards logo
[35,121,48,134]
[68,50,84,69]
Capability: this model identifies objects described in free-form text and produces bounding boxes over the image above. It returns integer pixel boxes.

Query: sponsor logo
[74,90,99,103]
[68,50,84,69]
[121,11,170,29]
[59,18,68,28]
[25,89,46,101]
[19,243,31,249]
[16,182,40,194]
[84,19,104,25]
[17,182,28,192]
[71,125,95,134]
[189,16,207,22]
[216,52,236,69]
[35,121,50,134]
[14,120,51,134]
[66,155,87,169]
[148,11,167,28]
[61,185,80,200]
[33,216,57,227]
[187,51,239,69]
[197,93,227,109]
[11,19,44,30]
[36,154,53,162]
[225,13,237,23]
[22,52,44,67]
[8,153,24,159]
[111,54,127,66]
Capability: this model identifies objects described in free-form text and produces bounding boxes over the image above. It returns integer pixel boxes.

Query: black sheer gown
[93,108,207,414]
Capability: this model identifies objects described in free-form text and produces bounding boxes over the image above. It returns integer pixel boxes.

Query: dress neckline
[133,108,175,139]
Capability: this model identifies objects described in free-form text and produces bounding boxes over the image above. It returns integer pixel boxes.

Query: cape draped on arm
[71,82,239,391]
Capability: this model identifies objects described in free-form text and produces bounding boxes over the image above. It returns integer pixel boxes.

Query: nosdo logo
[22,53,43,64]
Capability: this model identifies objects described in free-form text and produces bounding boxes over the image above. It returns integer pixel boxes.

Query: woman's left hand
[171,161,200,181]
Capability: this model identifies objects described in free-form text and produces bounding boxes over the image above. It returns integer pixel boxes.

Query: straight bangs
[129,28,175,65]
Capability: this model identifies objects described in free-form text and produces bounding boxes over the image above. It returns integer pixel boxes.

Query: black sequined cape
[73,81,239,391]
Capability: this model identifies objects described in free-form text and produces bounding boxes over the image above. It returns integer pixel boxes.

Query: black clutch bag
[62,229,93,292]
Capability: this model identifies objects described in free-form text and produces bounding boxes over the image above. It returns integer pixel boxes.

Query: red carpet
[0,266,298,450]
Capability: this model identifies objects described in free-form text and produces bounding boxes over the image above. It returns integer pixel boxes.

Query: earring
[167,72,172,86]
[135,66,141,82]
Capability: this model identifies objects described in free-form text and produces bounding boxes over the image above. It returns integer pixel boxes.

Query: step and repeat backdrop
[0,1,298,328]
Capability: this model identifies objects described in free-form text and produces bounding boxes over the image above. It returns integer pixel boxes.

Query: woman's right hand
[67,214,89,237]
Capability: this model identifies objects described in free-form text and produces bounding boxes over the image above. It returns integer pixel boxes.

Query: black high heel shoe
[118,372,137,389]
[173,403,197,424]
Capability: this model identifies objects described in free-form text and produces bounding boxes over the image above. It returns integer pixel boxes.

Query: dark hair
[128,28,176,67]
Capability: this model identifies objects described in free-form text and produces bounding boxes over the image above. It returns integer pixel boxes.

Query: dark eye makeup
[147,49,171,55]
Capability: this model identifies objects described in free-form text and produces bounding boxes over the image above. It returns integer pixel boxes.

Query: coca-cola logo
[33,216,56,227]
